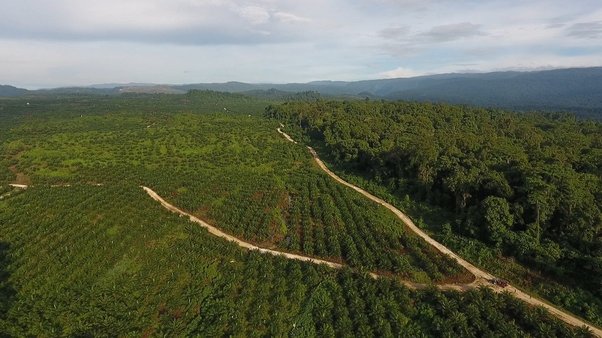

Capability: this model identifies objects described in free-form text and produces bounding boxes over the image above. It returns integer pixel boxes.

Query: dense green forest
[0,93,599,336]
[266,100,602,325]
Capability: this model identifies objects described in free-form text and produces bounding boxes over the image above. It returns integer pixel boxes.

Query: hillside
[4,67,602,118]
[142,67,602,117]
[1,186,582,336]
[267,99,602,327]
[382,68,602,118]
[1,93,598,336]
[0,85,28,97]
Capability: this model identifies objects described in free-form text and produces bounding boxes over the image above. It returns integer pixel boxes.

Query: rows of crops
[1,101,467,282]
[0,185,588,337]
[157,157,469,283]
[5,113,297,185]
[0,95,597,335]
[281,172,466,282]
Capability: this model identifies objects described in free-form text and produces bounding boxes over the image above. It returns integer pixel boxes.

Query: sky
[1,0,601,88]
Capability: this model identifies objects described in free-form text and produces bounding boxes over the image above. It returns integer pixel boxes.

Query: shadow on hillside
[0,241,16,320]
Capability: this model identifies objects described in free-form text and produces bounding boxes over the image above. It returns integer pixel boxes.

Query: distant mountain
[189,68,602,117]
[381,68,602,118]
[34,87,118,95]
[241,88,322,101]
[87,83,160,89]
[2,67,601,118]
[118,85,186,94]
[172,68,602,117]
[175,81,271,93]
[0,85,28,97]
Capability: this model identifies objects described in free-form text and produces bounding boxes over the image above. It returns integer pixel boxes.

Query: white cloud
[0,0,601,87]
[421,22,484,42]
[379,67,423,78]
[273,11,311,24]
[379,26,410,40]
[420,53,602,75]
[566,21,602,39]
[237,6,271,25]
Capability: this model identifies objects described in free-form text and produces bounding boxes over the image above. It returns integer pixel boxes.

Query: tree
[524,173,557,243]
[481,196,513,246]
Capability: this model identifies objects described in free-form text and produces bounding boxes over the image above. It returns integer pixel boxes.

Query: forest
[0,92,599,336]
[266,99,602,326]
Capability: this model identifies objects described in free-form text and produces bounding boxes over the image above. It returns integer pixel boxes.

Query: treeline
[266,100,602,297]
[241,89,322,101]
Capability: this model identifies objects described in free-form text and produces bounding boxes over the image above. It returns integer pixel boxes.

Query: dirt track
[141,186,469,290]
[7,127,600,335]
[277,127,602,336]
[276,127,298,144]
[142,187,344,268]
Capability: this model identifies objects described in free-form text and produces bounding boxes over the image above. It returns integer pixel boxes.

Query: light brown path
[6,141,600,335]
[278,128,602,336]
[142,187,344,269]
[143,186,466,289]
[277,127,297,144]
[143,186,492,291]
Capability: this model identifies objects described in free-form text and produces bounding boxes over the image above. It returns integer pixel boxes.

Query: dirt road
[277,127,297,144]
[141,186,473,289]
[278,127,602,336]
[142,187,344,269]
[6,128,599,334]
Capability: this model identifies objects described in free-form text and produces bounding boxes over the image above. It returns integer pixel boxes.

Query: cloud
[0,0,314,45]
[546,23,565,29]
[237,6,271,25]
[273,11,311,24]
[566,21,602,39]
[379,67,423,78]
[379,26,410,40]
[378,22,485,47]
[1,0,602,87]
[421,22,485,42]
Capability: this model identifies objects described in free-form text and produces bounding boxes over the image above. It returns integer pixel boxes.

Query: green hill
[0,85,28,97]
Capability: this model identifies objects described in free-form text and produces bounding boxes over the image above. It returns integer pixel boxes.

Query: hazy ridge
[2,67,601,118]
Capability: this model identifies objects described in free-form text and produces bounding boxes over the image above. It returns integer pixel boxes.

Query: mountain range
[2,67,601,118]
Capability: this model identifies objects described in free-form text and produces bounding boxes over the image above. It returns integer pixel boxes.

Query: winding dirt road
[7,128,599,334]
[142,187,344,267]
[276,127,602,336]
[143,184,501,292]
[277,127,297,144]
[141,186,468,289]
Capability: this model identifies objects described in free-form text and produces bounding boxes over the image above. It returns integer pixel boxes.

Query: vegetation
[5,67,602,118]
[0,93,598,336]
[0,185,591,337]
[383,68,602,119]
[0,94,466,283]
[266,99,602,325]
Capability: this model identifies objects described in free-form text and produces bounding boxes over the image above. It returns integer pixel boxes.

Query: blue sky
[1,0,601,88]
